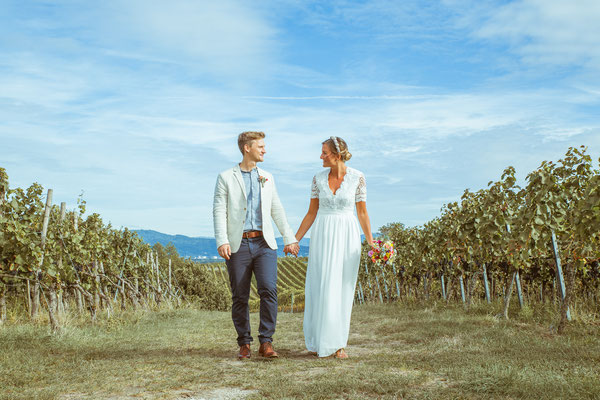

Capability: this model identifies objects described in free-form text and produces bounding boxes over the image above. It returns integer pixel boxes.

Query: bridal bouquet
[368,240,396,265]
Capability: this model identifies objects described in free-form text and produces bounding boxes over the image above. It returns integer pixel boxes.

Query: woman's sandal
[333,349,348,359]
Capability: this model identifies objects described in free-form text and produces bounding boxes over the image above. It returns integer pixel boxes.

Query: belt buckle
[244,230,261,239]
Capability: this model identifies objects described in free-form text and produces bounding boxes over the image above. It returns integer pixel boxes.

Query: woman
[295,136,373,359]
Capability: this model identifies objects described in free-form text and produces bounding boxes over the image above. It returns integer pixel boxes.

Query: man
[213,131,299,360]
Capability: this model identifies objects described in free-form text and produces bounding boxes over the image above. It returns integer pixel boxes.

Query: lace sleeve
[355,174,367,202]
[311,175,319,199]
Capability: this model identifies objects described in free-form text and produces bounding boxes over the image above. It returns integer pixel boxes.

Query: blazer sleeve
[213,173,229,248]
[269,176,297,245]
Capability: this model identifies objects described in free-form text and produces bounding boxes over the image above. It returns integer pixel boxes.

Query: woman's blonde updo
[323,136,352,162]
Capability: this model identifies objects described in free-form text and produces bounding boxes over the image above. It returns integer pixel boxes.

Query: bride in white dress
[295,137,374,359]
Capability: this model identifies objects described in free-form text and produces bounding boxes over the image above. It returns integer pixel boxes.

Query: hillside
[134,230,310,260]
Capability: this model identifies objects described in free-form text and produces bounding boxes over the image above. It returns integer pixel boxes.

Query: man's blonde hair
[238,131,265,154]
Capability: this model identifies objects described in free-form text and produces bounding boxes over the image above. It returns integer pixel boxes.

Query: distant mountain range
[134,230,311,261]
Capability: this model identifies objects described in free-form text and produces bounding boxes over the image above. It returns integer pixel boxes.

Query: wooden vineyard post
[147,252,154,304]
[379,264,390,300]
[100,261,112,319]
[391,264,401,298]
[92,260,100,322]
[374,273,384,303]
[168,258,172,297]
[43,191,59,332]
[26,280,32,315]
[482,263,491,304]
[155,253,162,305]
[459,274,466,304]
[155,253,161,293]
[515,271,524,309]
[290,292,294,313]
[120,278,126,311]
[502,271,517,319]
[505,224,524,307]
[550,230,571,321]
[441,274,447,301]
[57,202,66,318]
[73,213,83,314]
[363,261,374,301]
[32,189,52,319]
[358,281,365,304]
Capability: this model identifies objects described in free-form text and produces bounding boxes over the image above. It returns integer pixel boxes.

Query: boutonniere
[258,175,268,188]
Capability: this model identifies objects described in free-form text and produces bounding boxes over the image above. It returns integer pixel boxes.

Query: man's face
[246,139,266,162]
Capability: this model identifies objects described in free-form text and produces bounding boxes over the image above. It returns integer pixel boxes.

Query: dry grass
[1,302,599,399]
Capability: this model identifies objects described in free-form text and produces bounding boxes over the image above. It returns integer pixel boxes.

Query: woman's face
[320,143,338,167]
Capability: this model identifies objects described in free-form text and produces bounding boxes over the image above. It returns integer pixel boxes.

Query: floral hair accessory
[330,136,341,154]
[258,175,268,188]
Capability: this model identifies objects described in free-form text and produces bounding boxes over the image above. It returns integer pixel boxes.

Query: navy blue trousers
[226,237,278,346]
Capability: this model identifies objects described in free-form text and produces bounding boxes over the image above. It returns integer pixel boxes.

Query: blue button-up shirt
[241,168,262,232]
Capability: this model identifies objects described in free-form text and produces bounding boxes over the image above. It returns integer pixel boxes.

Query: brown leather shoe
[258,342,279,358]
[238,344,251,360]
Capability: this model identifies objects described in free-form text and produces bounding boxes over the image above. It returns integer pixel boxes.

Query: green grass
[1,302,599,399]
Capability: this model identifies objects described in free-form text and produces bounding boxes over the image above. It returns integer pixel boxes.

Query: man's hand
[218,244,232,260]
[284,242,300,257]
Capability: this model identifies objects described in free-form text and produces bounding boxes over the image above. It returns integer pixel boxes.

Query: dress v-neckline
[327,169,347,196]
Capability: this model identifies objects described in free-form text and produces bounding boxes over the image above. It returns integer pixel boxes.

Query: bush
[173,260,230,311]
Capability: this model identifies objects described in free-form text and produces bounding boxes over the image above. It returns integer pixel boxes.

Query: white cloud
[473,0,600,69]
[95,0,279,79]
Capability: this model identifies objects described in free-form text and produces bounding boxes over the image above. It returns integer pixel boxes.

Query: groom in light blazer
[213,131,299,360]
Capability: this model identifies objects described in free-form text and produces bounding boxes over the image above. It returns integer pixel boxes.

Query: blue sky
[1,0,599,237]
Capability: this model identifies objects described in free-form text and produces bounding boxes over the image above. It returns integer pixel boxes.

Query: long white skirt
[303,210,362,357]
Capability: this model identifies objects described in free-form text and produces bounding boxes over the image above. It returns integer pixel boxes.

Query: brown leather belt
[242,231,263,239]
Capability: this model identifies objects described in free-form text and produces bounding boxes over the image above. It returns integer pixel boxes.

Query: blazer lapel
[256,167,268,198]
[257,166,268,218]
[233,164,247,199]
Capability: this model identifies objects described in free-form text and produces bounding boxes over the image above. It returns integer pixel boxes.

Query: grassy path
[1,303,599,399]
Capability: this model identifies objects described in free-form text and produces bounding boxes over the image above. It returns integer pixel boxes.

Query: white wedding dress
[303,167,366,357]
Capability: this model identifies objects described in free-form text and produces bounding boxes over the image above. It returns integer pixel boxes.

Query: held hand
[283,243,300,257]
[290,242,300,257]
[218,244,232,260]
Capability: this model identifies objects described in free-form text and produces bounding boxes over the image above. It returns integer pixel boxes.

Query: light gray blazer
[213,164,296,253]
